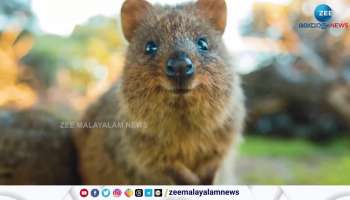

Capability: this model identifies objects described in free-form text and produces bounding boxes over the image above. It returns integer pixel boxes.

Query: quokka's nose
[165,51,195,80]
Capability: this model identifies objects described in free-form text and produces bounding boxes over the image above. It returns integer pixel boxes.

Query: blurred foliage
[23,16,125,91]
[0,0,38,109]
[0,1,125,114]
[0,0,38,33]
[0,27,36,109]
[22,35,72,87]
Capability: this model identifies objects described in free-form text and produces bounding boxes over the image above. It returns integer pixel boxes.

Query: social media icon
[91,189,99,197]
[113,189,122,197]
[135,189,143,197]
[80,188,89,198]
[154,189,162,197]
[145,189,153,197]
[124,188,133,197]
[102,188,111,197]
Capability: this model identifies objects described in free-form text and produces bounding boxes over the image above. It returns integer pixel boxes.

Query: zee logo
[314,4,332,22]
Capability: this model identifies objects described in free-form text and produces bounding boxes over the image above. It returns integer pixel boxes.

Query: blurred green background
[0,0,349,184]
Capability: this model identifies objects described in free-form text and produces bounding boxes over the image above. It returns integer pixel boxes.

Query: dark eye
[145,41,158,56]
[197,37,209,51]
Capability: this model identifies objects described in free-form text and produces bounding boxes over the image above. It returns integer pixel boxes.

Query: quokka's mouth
[172,88,191,94]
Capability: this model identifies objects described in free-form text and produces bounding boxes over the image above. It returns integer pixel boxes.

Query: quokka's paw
[165,162,201,185]
[197,158,221,185]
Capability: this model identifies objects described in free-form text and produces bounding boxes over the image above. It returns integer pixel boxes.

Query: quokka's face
[121,0,233,97]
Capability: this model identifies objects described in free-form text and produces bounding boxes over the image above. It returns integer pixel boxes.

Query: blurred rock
[0,109,80,184]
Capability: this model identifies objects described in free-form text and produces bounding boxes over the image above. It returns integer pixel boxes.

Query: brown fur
[74,0,245,184]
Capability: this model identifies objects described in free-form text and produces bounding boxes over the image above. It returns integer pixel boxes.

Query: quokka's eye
[197,37,209,51]
[145,41,158,56]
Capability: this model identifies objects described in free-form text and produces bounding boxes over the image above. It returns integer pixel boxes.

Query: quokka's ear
[121,0,152,42]
[196,0,227,33]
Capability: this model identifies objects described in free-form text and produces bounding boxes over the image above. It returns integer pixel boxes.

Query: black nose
[165,51,195,79]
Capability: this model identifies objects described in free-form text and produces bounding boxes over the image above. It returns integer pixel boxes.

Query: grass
[237,136,350,184]
[240,136,350,158]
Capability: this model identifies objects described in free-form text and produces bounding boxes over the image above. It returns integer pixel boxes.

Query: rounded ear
[121,0,152,42]
[196,0,227,34]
